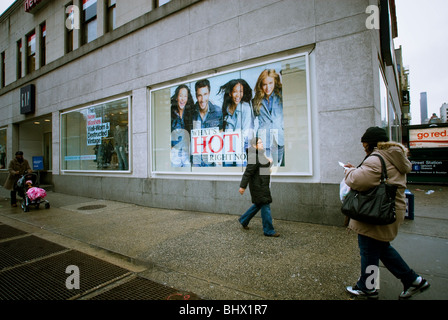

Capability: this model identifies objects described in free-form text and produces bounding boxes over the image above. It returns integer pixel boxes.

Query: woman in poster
[219,79,255,166]
[170,84,194,167]
[252,69,284,166]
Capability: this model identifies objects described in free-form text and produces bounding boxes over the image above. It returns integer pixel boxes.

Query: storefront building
[0,0,405,226]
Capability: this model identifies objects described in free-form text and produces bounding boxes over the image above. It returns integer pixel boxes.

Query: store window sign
[86,111,110,146]
[190,128,245,164]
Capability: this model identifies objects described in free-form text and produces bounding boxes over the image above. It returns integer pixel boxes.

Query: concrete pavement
[0,184,446,300]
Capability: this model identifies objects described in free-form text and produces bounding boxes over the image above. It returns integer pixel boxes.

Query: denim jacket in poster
[191,102,223,131]
[256,93,284,150]
[191,101,223,166]
[224,101,255,151]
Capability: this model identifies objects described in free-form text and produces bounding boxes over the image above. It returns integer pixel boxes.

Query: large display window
[61,96,130,172]
[151,54,311,175]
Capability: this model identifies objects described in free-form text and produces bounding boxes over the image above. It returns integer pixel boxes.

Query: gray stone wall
[53,175,344,226]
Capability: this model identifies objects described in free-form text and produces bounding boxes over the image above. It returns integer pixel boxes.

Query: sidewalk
[0,184,446,300]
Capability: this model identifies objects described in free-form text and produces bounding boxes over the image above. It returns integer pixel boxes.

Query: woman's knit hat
[361,127,389,145]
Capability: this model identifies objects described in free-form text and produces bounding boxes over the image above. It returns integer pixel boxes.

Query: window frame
[26,30,36,75]
[1,51,5,88]
[149,52,313,178]
[60,95,132,174]
[40,22,46,67]
[17,39,22,80]
[156,0,171,7]
[82,0,98,44]
[65,2,75,53]
[106,0,116,32]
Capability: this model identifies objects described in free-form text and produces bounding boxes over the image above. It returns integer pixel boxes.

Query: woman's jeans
[239,203,276,236]
[357,234,418,291]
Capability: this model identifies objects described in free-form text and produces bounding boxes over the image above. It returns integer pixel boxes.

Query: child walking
[238,137,279,237]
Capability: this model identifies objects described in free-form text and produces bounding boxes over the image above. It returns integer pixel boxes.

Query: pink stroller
[16,173,50,212]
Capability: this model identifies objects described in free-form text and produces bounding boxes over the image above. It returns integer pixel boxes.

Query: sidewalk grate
[0,250,130,300]
[0,235,67,270]
[89,276,178,300]
[0,224,28,240]
[0,224,202,300]
[0,260,74,300]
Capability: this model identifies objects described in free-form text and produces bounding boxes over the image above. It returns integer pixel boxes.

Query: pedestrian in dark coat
[238,137,279,237]
[3,151,32,207]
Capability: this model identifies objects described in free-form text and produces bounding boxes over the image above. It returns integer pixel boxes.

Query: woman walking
[344,127,430,299]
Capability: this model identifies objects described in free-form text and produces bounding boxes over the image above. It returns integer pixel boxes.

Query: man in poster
[191,79,223,167]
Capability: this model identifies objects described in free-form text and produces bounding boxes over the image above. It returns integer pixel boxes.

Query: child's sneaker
[399,277,430,299]
[346,285,379,300]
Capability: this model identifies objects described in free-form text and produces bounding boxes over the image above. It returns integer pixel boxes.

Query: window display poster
[170,68,285,167]
[152,55,311,174]
[86,110,111,146]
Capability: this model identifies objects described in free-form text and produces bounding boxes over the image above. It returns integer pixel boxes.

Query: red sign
[409,127,448,149]
[24,0,43,13]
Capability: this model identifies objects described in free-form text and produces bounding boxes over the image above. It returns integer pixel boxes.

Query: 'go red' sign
[409,128,448,149]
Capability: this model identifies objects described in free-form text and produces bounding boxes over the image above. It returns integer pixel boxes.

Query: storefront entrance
[18,115,52,185]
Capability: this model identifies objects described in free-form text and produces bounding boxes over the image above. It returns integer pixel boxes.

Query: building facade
[0,0,405,226]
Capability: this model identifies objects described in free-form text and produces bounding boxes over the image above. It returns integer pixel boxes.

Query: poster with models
[152,54,311,175]
[169,64,285,168]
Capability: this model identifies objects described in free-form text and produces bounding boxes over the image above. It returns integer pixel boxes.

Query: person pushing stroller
[3,151,32,207]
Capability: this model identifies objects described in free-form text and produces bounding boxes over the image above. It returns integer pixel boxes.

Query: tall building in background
[420,92,428,124]
[441,103,448,123]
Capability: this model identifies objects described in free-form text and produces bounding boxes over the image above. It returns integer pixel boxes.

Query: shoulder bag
[341,154,398,225]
